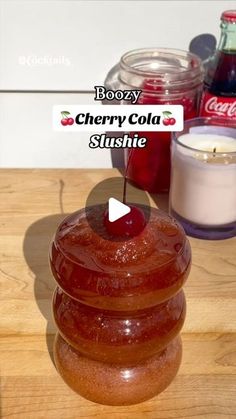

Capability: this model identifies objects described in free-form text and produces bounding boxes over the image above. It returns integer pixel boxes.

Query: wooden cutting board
[1,169,236,419]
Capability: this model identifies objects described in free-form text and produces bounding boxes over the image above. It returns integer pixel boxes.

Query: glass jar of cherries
[105,48,204,192]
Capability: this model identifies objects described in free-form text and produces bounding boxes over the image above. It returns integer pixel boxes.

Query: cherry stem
[123,148,135,204]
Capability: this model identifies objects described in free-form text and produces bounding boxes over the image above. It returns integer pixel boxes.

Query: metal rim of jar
[119,47,204,93]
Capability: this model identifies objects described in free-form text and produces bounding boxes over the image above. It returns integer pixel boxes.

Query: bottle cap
[221,10,236,23]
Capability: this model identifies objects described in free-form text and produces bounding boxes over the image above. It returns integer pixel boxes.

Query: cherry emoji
[163,118,170,126]
[67,118,74,125]
[60,111,72,126]
[61,118,68,126]
[169,118,176,126]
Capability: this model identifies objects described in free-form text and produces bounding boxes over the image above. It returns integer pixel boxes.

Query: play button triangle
[108,197,131,222]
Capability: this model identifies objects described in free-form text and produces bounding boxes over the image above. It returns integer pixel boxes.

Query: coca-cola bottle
[200,10,236,119]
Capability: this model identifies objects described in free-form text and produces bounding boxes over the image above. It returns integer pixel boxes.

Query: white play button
[108,197,131,222]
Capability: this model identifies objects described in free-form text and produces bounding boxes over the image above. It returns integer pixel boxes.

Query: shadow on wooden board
[23,212,68,366]
[23,181,68,366]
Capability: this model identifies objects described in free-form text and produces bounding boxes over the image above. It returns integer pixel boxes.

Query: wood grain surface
[1,169,236,419]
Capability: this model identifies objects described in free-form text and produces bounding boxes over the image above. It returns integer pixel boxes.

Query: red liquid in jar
[53,287,186,364]
[126,80,198,193]
[50,203,191,405]
[50,205,190,311]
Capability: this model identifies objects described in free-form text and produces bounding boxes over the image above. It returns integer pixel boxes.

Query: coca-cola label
[200,91,236,119]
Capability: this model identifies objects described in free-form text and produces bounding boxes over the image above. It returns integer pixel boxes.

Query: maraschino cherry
[104,205,146,238]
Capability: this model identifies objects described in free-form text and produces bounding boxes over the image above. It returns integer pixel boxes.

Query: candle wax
[171,132,236,226]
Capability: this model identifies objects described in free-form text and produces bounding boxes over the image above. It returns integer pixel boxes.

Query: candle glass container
[49,205,191,405]
[170,117,236,239]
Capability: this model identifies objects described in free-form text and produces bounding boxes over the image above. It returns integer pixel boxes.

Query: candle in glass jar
[170,133,236,227]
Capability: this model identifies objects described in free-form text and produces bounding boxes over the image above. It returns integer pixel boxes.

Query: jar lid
[221,10,236,23]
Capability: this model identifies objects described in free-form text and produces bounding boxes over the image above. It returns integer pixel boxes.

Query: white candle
[170,133,236,226]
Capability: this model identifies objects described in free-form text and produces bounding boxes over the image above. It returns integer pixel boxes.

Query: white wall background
[0,0,235,168]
